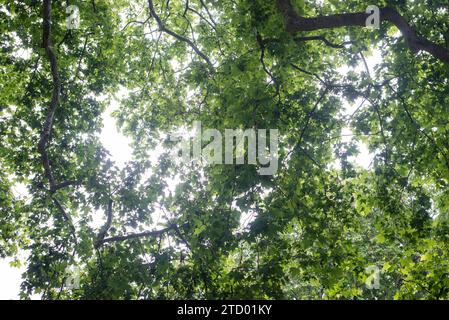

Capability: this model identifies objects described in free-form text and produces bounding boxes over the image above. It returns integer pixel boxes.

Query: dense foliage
[1,0,449,299]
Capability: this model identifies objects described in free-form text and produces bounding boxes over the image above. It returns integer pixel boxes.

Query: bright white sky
[0,258,24,299]
[0,46,382,299]
[0,98,133,299]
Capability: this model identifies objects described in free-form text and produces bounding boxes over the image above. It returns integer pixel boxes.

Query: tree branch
[40,0,77,239]
[276,0,449,63]
[96,225,175,246]
[50,180,79,193]
[148,0,213,68]
[294,35,354,49]
[95,199,114,248]
[39,0,60,189]
[256,31,276,83]
[52,198,77,241]
[198,0,217,29]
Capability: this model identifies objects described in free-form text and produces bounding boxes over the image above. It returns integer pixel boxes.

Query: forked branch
[148,0,213,67]
[276,0,449,63]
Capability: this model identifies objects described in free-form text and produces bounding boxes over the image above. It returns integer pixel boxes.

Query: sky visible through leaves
[1,49,379,298]
[2,0,449,300]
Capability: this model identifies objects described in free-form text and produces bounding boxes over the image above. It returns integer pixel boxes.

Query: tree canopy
[1,0,449,299]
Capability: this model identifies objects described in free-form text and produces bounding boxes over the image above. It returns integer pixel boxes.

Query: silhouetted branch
[148,0,213,68]
[96,225,175,246]
[294,35,354,49]
[40,0,77,238]
[276,0,449,63]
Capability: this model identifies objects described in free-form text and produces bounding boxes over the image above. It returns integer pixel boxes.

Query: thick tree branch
[276,0,449,63]
[50,180,79,193]
[40,0,74,193]
[40,0,77,238]
[39,0,60,189]
[148,0,213,68]
[96,225,175,246]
